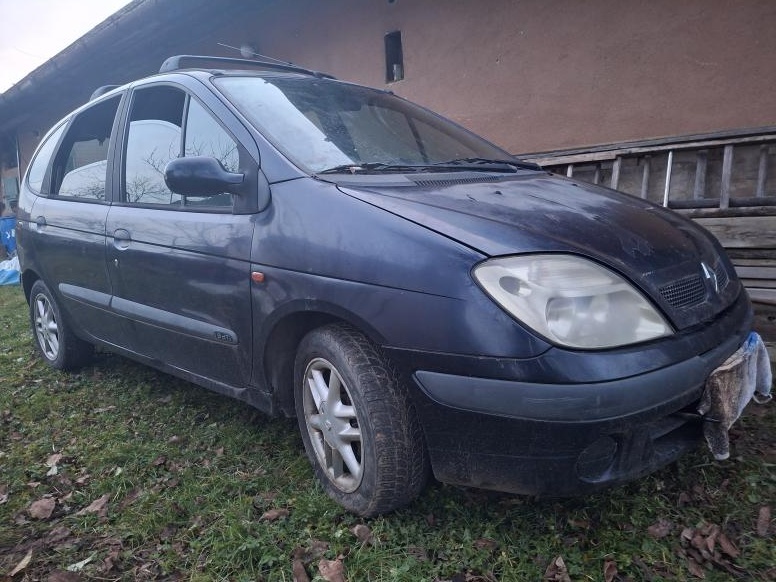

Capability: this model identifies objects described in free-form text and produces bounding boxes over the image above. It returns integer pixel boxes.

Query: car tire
[29,280,93,370]
[294,323,429,516]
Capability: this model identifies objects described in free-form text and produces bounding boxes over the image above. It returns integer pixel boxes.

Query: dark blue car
[15,56,770,516]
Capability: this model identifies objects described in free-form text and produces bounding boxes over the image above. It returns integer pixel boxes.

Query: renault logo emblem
[701,262,719,293]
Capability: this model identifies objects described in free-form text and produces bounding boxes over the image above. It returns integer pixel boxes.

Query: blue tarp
[0,216,16,255]
[0,217,19,285]
[0,256,19,285]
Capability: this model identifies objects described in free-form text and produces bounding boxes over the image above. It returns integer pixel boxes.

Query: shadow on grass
[1,285,773,581]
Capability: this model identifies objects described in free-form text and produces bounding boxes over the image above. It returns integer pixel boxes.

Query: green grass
[0,284,774,581]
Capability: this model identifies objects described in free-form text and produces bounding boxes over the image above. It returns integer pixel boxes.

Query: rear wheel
[29,280,93,370]
[294,324,429,516]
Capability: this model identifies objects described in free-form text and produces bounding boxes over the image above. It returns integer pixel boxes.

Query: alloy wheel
[302,357,363,492]
[33,293,59,361]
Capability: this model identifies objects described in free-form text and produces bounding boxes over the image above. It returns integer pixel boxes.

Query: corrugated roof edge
[0,0,147,103]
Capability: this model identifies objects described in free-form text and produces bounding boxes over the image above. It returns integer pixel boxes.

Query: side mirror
[164,156,244,196]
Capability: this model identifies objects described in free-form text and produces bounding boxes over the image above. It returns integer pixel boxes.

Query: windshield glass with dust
[214,76,516,174]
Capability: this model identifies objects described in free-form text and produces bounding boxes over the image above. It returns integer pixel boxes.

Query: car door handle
[113,228,131,250]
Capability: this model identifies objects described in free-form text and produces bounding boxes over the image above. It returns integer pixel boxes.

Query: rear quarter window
[26,123,67,194]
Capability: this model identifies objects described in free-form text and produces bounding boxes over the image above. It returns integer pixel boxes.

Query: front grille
[659,274,706,308]
[714,261,729,290]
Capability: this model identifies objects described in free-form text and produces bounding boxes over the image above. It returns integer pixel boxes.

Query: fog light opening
[576,436,618,482]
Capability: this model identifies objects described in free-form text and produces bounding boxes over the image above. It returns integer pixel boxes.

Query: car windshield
[213,76,518,174]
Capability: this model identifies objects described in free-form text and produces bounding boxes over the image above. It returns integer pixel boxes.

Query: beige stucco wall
[4,0,775,179]
[202,0,776,153]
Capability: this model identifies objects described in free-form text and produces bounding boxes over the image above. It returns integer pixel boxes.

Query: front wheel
[294,324,429,516]
[29,280,93,370]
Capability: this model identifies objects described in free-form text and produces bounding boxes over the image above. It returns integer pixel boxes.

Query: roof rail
[89,85,120,100]
[159,55,335,79]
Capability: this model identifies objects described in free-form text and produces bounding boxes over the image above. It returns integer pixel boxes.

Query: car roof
[159,55,335,80]
[88,54,335,103]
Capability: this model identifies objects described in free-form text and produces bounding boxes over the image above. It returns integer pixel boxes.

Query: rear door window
[50,97,121,201]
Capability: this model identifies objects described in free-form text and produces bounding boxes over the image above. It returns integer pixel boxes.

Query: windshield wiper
[316,162,428,175]
[430,157,540,171]
[316,157,540,175]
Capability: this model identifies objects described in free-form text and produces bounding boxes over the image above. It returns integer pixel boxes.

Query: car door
[25,94,132,346]
[105,83,255,387]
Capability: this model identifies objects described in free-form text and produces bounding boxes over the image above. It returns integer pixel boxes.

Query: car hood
[335,171,741,330]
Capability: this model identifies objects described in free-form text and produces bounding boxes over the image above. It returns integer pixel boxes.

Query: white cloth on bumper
[698,332,772,460]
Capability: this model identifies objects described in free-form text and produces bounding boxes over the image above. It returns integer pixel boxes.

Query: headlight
[473,254,672,349]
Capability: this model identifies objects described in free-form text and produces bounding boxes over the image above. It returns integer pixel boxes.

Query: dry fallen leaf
[100,556,115,573]
[705,525,720,555]
[544,556,571,582]
[603,558,617,582]
[647,519,673,539]
[46,453,63,475]
[260,508,290,521]
[9,549,33,576]
[757,506,771,537]
[351,524,373,545]
[47,570,82,582]
[28,497,56,519]
[46,453,63,467]
[292,539,331,563]
[717,532,740,559]
[687,557,706,578]
[292,559,310,582]
[47,526,73,542]
[318,558,346,582]
[118,489,141,511]
[76,493,110,517]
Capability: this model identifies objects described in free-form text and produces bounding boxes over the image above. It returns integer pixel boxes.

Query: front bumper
[388,290,753,496]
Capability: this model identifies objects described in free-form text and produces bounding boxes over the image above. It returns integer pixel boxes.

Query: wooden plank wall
[687,214,776,340]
